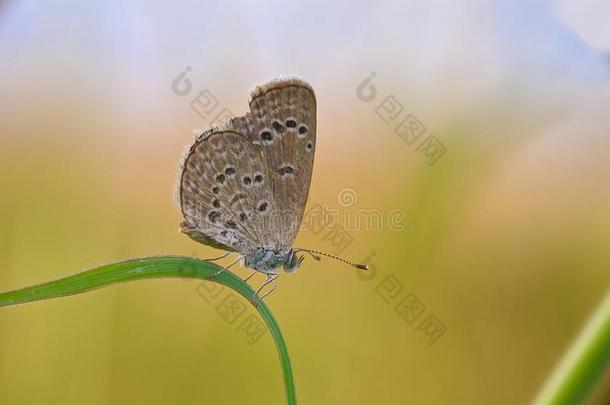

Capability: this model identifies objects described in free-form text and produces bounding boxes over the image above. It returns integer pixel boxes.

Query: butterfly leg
[202,251,230,262]
[255,274,279,300]
[244,271,257,282]
[259,277,279,300]
[211,255,242,278]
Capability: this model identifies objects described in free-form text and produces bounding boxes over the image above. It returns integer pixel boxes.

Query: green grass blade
[0,255,296,405]
[534,289,610,405]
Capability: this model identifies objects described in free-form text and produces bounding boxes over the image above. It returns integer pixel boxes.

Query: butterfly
[176,76,367,297]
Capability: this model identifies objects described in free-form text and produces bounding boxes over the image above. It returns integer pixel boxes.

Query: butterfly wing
[178,129,272,252]
[243,77,316,251]
[177,77,316,254]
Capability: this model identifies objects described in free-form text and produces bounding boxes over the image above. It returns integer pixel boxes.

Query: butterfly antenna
[295,248,369,270]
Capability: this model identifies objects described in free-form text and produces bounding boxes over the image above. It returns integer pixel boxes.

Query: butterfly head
[244,248,303,274]
[283,249,305,273]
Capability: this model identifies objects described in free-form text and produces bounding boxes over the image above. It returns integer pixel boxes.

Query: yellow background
[1,1,609,404]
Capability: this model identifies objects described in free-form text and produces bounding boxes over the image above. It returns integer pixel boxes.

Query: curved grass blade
[534,289,610,405]
[0,255,296,405]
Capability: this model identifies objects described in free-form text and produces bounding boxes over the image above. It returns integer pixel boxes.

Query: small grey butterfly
[176,76,367,297]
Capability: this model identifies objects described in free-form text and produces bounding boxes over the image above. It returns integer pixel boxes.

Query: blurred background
[1,0,609,404]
